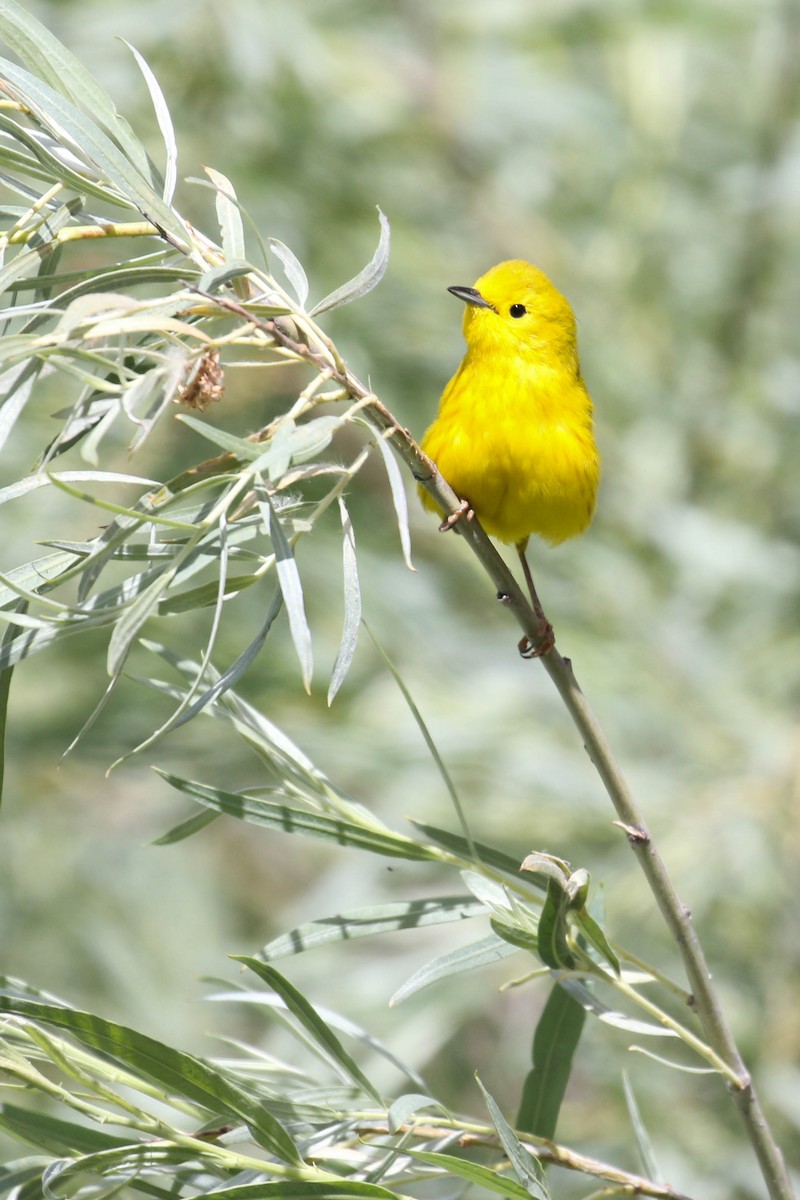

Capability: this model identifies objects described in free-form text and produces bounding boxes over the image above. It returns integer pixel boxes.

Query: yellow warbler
[419,259,600,654]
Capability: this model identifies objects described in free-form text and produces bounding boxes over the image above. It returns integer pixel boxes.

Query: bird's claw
[518,625,555,659]
[439,499,474,533]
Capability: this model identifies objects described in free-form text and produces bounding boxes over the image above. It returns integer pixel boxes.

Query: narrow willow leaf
[174,411,263,459]
[0,197,83,294]
[409,1151,532,1200]
[155,771,437,862]
[259,896,485,961]
[476,1077,550,1200]
[0,58,188,246]
[0,995,301,1163]
[411,822,537,881]
[0,359,39,452]
[327,497,360,705]
[196,1184,399,1200]
[233,958,381,1104]
[0,469,159,508]
[206,166,245,263]
[0,1100,127,1156]
[575,910,620,975]
[152,807,220,845]
[387,1094,448,1131]
[390,933,517,1007]
[121,40,175,203]
[536,879,575,970]
[0,600,24,806]
[517,983,586,1140]
[268,238,309,309]
[557,978,680,1038]
[0,0,152,179]
[622,1070,661,1182]
[310,208,390,315]
[366,427,413,570]
[258,488,312,693]
[106,570,172,678]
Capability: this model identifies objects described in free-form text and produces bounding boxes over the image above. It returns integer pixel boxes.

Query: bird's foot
[518,623,555,659]
[439,499,474,533]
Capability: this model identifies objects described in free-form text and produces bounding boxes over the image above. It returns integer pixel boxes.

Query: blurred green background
[3,1,799,1194]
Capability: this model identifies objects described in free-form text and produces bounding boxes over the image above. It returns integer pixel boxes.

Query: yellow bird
[419,259,600,655]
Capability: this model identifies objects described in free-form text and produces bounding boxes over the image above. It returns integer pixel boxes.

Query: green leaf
[517,983,586,1140]
[311,208,390,315]
[386,1093,448,1131]
[390,933,518,1006]
[233,958,381,1104]
[155,771,438,862]
[269,237,309,309]
[258,487,312,693]
[412,821,539,882]
[574,910,620,975]
[622,1070,662,1183]
[0,599,24,805]
[327,497,360,705]
[259,896,486,961]
[206,166,245,262]
[536,879,575,970]
[0,994,301,1163]
[0,1100,127,1156]
[367,428,413,571]
[476,1077,550,1200]
[409,1150,532,1200]
[122,40,176,203]
[195,1184,400,1200]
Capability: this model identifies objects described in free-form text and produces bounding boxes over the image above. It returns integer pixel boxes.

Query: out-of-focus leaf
[0,995,301,1163]
[233,958,381,1104]
[328,497,360,705]
[389,933,518,1006]
[517,983,586,1139]
[623,1070,661,1182]
[121,40,175,203]
[310,208,390,315]
[268,238,309,309]
[152,807,221,845]
[206,166,245,263]
[0,599,24,806]
[258,896,486,961]
[476,1077,550,1200]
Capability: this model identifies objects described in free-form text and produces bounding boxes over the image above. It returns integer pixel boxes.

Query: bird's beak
[447,285,495,311]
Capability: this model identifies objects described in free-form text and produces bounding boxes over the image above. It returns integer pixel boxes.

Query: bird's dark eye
[509,304,526,318]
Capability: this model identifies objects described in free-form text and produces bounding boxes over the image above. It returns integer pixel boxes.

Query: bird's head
[449,259,578,366]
